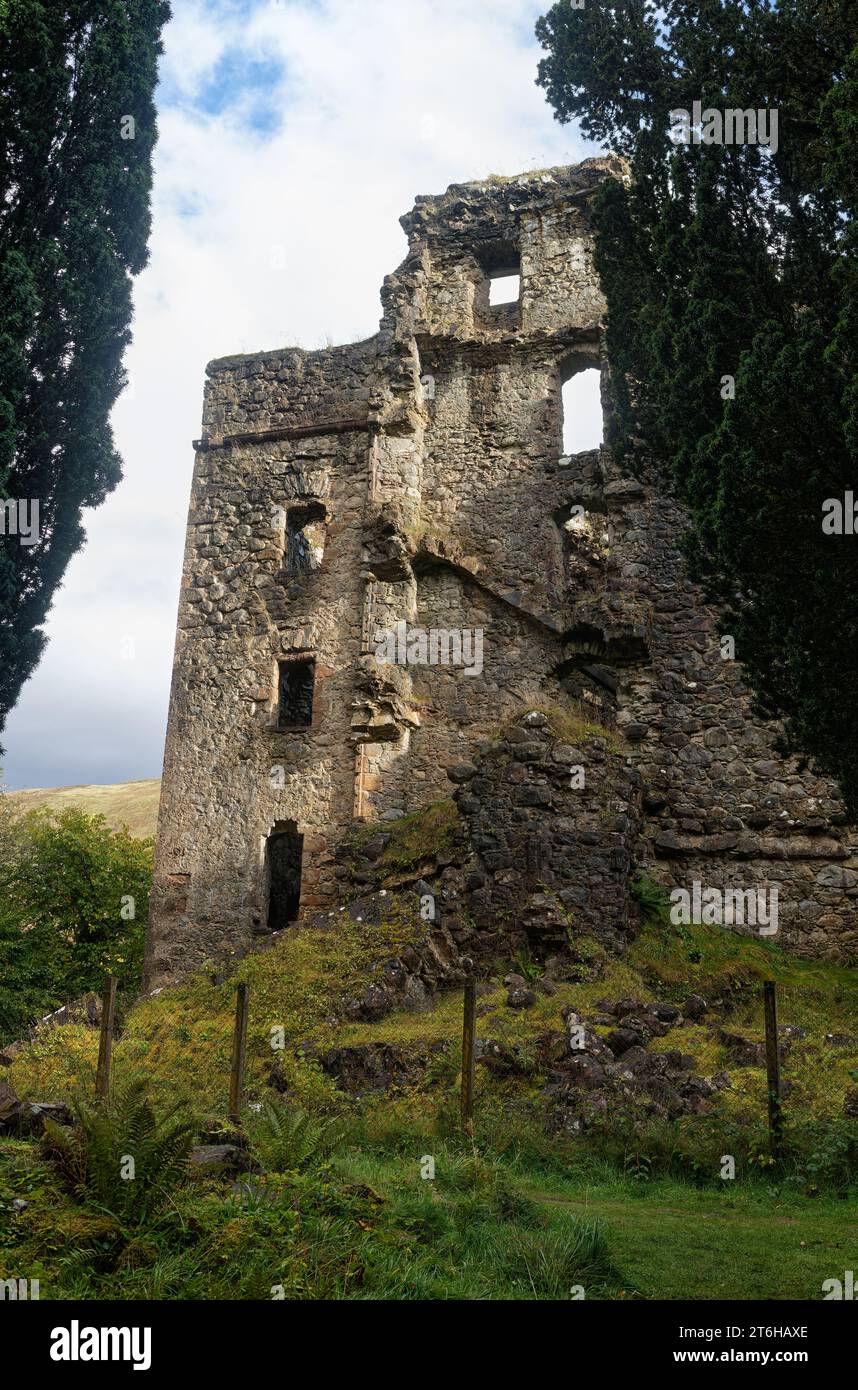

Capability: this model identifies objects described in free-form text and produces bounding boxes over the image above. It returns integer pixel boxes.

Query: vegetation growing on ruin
[343,799,463,885]
[496,705,620,752]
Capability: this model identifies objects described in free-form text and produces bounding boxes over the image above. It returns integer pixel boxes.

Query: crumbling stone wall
[146,157,858,987]
[449,710,642,960]
[604,465,858,957]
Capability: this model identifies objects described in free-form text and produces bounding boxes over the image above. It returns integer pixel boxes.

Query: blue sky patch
[194,50,286,134]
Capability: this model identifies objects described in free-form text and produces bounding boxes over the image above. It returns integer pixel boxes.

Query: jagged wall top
[400,155,628,241]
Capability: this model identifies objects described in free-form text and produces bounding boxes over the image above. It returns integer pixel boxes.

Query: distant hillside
[4,779,160,839]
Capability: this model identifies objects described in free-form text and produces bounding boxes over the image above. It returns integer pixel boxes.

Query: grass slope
[3,884,858,1300]
[4,779,160,839]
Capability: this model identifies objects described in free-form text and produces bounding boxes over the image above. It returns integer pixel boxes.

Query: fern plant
[42,1077,196,1224]
[513,948,541,984]
[631,873,673,926]
[247,1101,348,1173]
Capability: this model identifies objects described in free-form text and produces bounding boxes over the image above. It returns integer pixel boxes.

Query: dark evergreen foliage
[536,1,858,807]
[0,0,171,737]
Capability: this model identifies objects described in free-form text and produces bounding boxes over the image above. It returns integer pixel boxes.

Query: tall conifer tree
[536,1,858,807]
[0,0,171,737]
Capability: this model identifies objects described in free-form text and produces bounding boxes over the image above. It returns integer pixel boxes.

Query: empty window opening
[285,501,326,573]
[477,240,521,314]
[489,272,521,306]
[266,822,303,932]
[562,368,603,454]
[277,658,315,728]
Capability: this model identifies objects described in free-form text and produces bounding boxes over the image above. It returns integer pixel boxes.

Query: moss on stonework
[539,706,621,752]
[345,798,463,883]
[493,704,621,753]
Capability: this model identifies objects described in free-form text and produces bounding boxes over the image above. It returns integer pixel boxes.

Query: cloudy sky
[3,0,595,790]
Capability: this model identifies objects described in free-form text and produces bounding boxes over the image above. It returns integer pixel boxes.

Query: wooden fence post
[461,968,476,1138]
[763,980,783,1159]
[95,975,118,1101]
[228,982,250,1125]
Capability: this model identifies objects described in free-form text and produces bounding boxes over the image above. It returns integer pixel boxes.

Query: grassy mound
[8,889,858,1169]
[341,798,462,887]
[8,897,423,1113]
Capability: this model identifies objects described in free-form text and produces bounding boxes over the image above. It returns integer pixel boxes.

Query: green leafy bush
[0,800,152,1043]
[787,1118,858,1196]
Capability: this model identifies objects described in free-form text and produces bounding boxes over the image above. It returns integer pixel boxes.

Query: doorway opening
[266,821,303,932]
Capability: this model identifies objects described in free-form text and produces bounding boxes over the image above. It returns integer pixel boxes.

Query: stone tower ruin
[145,157,858,987]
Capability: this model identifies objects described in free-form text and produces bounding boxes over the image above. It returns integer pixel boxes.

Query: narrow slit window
[562,368,603,454]
[277,658,315,728]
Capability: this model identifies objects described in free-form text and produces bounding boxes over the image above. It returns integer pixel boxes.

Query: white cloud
[2,0,591,789]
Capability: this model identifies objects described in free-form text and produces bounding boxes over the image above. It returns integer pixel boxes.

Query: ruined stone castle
[144,157,858,987]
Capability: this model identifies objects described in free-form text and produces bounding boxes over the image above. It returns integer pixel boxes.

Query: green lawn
[5,1123,854,1301]
[334,1149,858,1301]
